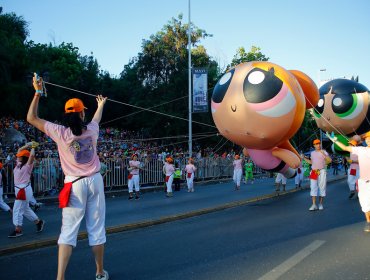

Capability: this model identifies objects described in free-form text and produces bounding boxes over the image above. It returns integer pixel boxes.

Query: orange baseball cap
[16,150,30,158]
[166,157,173,163]
[348,139,357,146]
[313,139,321,145]
[362,131,370,139]
[65,98,87,113]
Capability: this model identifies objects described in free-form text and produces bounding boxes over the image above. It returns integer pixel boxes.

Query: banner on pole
[192,68,208,113]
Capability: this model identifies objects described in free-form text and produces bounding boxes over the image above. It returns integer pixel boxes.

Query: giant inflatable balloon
[211,61,319,178]
[313,78,370,154]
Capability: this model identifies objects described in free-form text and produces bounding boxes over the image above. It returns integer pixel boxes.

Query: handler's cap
[362,131,370,139]
[65,98,87,113]
[16,150,30,158]
[348,139,357,146]
[313,139,321,145]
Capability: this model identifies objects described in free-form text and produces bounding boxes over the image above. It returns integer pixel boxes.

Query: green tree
[0,11,30,118]
[228,46,269,69]
[119,15,218,138]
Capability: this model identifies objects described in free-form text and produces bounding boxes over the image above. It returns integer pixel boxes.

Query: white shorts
[275,173,287,184]
[233,169,242,186]
[347,168,359,191]
[58,173,106,247]
[166,174,174,192]
[357,179,370,213]
[128,174,140,192]
[310,169,327,197]
[186,173,194,189]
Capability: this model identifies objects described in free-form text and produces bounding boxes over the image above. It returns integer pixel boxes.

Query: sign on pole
[192,68,208,113]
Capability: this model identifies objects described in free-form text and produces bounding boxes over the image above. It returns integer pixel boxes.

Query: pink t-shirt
[164,162,175,176]
[351,147,370,180]
[349,153,359,170]
[13,163,33,185]
[129,160,140,175]
[233,159,243,170]
[44,121,100,177]
[310,150,328,170]
[185,164,196,174]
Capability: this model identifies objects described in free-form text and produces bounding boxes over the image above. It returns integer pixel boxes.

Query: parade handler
[327,132,370,232]
[27,74,109,280]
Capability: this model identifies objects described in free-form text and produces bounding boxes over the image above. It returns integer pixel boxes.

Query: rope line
[44,81,217,129]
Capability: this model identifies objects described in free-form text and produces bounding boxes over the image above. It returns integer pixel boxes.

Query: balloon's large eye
[332,94,364,120]
[212,69,235,103]
[243,68,283,103]
[313,98,325,118]
[243,67,296,117]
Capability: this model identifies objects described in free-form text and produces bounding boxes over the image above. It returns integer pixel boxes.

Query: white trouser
[0,186,10,212]
[166,174,174,193]
[310,169,327,197]
[233,169,243,186]
[58,173,106,247]
[128,175,140,192]
[186,173,194,190]
[13,183,38,227]
[295,171,303,185]
[275,173,287,184]
[347,168,359,191]
[358,179,370,213]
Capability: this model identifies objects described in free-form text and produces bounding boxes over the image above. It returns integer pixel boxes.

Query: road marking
[258,240,326,280]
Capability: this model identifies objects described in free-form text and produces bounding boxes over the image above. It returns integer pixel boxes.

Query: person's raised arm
[27,148,35,165]
[92,95,108,124]
[326,133,352,153]
[27,74,47,133]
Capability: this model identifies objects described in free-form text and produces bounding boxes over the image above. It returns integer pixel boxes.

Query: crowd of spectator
[0,117,239,164]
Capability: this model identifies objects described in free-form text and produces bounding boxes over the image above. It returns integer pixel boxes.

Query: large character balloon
[211,61,319,178]
[313,78,370,155]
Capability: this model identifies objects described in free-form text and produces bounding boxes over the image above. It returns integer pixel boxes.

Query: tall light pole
[188,0,192,158]
[318,68,326,143]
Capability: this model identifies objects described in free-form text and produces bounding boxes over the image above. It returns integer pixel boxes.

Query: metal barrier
[1,157,268,196]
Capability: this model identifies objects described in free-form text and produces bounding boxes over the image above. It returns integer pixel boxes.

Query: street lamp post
[318,69,326,144]
[188,0,192,158]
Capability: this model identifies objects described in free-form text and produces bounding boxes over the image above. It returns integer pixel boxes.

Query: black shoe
[36,220,45,232]
[8,230,23,238]
[135,195,140,200]
[128,196,134,200]
[349,192,355,199]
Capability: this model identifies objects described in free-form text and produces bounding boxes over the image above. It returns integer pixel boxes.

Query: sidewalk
[0,171,346,255]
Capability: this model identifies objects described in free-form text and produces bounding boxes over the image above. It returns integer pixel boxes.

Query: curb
[0,175,346,256]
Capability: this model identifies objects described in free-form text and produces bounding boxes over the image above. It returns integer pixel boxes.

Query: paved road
[0,172,346,254]
[1,177,367,280]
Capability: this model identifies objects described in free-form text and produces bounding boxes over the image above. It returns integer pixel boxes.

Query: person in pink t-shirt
[27,74,109,280]
[163,157,175,197]
[184,158,197,192]
[128,154,142,200]
[302,139,332,211]
[233,155,243,190]
[8,144,44,238]
[346,139,360,200]
[328,131,370,232]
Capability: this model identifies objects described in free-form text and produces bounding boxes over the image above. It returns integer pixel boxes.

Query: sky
[3,0,370,88]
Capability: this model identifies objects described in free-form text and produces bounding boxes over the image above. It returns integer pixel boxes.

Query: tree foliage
[228,46,269,69]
